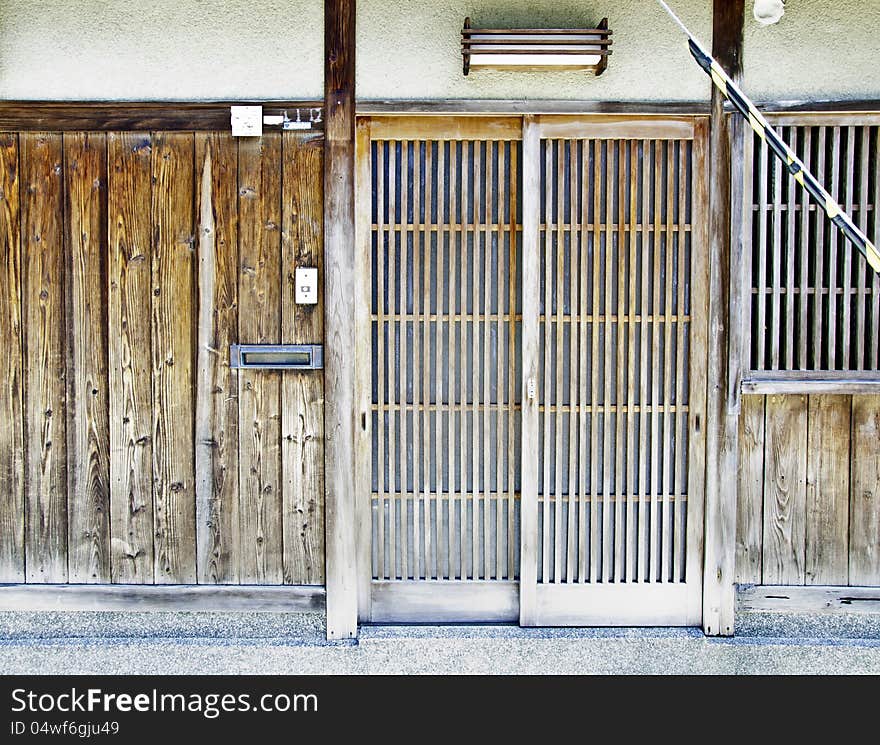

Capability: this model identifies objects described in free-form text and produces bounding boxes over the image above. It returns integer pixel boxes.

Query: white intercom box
[295,267,319,305]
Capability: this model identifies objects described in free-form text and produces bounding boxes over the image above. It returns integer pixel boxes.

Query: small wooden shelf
[461,17,612,76]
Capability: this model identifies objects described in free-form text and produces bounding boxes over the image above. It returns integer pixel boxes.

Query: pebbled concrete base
[1,610,879,675]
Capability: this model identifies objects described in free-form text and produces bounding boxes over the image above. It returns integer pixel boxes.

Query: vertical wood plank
[813,128,827,368]
[602,139,615,583]
[64,132,110,583]
[762,394,807,585]
[784,128,796,371]
[805,394,851,585]
[497,141,507,580]
[195,133,240,584]
[637,138,651,582]
[324,0,358,639]
[850,395,880,584]
[614,140,626,583]
[661,140,674,582]
[507,140,518,580]
[238,134,283,585]
[541,137,552,584]
[386,140,397,580]
[569,139,580,582]
[577,139,589,583]
[626,140,638,583]
[483,140,492,581]
[827,128,841,369]
[456,140,466,579]
[555,139,564,582]
[798,129,810,370]
[735,394,765,584]
[770,130,782,370]
[472,140,481,579]
[282,133,325,585]
[519,115,540,624]
[151,132,196,583]
[649,139,662,583]
[0,133,24,582]
[354,118,373,613]
[375,142,386,580]
[108,132,154,584]
[589,139,601,584]
[399,140,409,581]
[673,139,687,583]
[22,132,68,583]
[841,127,854,370]
[410,136,422,581]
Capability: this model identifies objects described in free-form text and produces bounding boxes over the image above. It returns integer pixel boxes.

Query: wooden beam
[323,0,358,640]
[702,0,744,637]
[737,584,880,616]
[0,584,325,613]
[0,102,323,132]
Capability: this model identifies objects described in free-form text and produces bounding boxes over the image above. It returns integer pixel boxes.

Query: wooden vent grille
[536,137,694,584]
[370,136,523,581]
[744,123,880,372]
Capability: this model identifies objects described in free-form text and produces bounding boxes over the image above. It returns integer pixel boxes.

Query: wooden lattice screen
[368,123,522,583]
[744,119,880,372]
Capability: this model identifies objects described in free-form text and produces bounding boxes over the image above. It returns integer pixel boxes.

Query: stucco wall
[743,0,880,101]
[0,0,877,102]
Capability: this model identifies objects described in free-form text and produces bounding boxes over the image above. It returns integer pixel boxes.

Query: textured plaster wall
[0,0,877,102]
[743,0,880,101]
[0,0,324,100]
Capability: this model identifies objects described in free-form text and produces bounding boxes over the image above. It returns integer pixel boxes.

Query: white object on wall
[230,105,263,137]
[295,267,319,305]
[754,0,785,25]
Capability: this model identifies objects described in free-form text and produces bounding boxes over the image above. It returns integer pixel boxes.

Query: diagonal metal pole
[657,0,880,274]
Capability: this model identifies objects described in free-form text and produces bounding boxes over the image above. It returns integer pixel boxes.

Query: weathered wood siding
[736,393,880,586]
[0,130,325,585]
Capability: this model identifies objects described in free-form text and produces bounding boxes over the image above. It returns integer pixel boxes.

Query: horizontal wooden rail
[0,584,326,612]
[742,371,880,394]
[738,584,880,614]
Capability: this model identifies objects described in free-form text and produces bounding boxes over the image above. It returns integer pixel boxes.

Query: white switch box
[295,267,319,305]
[231,106,262,137]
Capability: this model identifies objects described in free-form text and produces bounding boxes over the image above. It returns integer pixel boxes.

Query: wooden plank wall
[736,393,880,586]
[0,130,325,585]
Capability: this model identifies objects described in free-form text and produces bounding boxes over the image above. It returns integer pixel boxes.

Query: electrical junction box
[295,267,319,305]
[230,106,263,137]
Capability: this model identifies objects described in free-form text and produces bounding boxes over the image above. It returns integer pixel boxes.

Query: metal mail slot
[230,344,323,370]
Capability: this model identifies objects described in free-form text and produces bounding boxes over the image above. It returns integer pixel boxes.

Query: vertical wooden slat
[399,140,409,581]
[450,139,462,580]
[194,133,239,585]
[375,142,386,580]
[625,140,638,583]
[813,127,827,369]
[496,141,507,581]
[283,133,326,585]
[762,393,807,585]
[425,140,437,580]
[589,139,601,584]
[568,139,579,583]
[0,133,24,582]
[554,139,565,583]
[850,395,880,584]
[637,139,651,583]
[688,117,710,622]
[577,139,589,583]
[484,140,494,581]
[673,140,687,583]
[507,140,518,580]
[458,140,468,580]
[614,139,626,583]
[64,132,110,583]
[519,115,540,625]
[873,128,880,370]
[649,139,662,583]
[387,140,398,579]
[756,137,768,370]
[23,133,67,583]
[411,139,422,580]
[770,128,782,370]
[798,129,810,371]
[150,132,195,583]
[854,127,869,370]
[661,140,675,583]
[827,128,841,369]
[108,132,154,584]
[421,141,432,580]
[735,394,765,584]
[840,127,855,369]
[542,137,552,584]
[472,140,482,579]
[238,134,282,584]
[354,119,372,614]
[602,140,615,583]
[784,127,796,371]
[805,394,850,585]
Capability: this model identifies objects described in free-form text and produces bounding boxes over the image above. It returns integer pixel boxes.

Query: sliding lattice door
[355,115,709,625]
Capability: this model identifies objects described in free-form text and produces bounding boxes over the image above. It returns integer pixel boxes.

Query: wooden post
[324,0,358,640]
[703,0,744,636]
